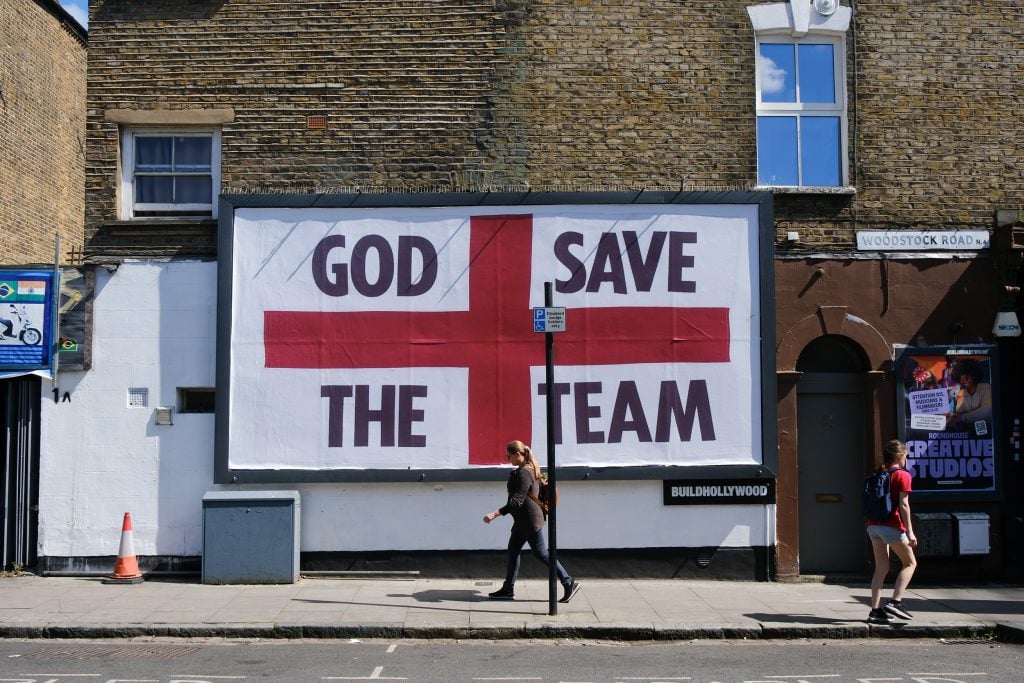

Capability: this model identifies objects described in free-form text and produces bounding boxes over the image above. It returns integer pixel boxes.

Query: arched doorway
[796,335,868,574]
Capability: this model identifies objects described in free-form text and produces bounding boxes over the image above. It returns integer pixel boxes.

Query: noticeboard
[897,345,997,493]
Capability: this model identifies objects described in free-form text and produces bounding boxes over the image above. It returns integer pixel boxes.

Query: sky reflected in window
[757,41,842,186]
[798,44,835,103]
[757,117,798,185]
[759,44,795,102]
[801,117,841,186]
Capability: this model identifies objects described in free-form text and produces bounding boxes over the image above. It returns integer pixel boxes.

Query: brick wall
[843,2,1024,229]
[1,0,86,265]
[85,1,1024,257]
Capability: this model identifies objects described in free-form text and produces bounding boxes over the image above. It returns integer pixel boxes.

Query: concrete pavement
[1,574,1022,641]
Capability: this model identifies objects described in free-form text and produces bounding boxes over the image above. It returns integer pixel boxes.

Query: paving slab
[0,574,1021,641]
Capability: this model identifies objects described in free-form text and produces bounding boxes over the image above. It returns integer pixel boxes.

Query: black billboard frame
[214,190,777,485]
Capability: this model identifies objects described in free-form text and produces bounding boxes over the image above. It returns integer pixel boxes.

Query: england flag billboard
[216,194,774,482]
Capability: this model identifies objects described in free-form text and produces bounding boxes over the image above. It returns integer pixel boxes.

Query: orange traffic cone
[102,512,144,584]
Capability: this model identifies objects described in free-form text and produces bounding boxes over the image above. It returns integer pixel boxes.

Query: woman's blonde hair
[506,440,542,479]
[882,439,908,466]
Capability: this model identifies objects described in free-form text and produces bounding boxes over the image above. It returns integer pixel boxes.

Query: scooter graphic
[0,304,42,345]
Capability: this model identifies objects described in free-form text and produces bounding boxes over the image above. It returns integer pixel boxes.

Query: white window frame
[119,127,221,219]
[754,33,849,188]
[747,0,853,191]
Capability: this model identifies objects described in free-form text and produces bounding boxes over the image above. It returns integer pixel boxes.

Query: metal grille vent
[127,387,149,408]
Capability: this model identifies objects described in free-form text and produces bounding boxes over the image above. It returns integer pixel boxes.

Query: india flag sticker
[17,281,46,300]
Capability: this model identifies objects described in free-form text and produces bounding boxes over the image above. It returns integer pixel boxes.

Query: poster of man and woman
[898,346,996,493]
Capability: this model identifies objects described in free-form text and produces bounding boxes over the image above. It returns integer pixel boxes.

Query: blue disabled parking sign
[533,307,566,333]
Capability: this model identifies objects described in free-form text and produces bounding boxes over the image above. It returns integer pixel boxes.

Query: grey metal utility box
[952,512,990,555]
[202,491,300,584]
[912,512,955,557]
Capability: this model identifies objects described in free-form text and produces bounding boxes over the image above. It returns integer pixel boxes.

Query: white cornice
[747,1,852,37]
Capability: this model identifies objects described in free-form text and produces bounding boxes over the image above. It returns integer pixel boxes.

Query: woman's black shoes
[488,587,515,600]
[488,582,580,602]
[867,608,891,625]
[559,580,581,603]
[884,599,913,620]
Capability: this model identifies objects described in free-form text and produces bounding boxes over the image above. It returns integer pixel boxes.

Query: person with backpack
[482,440,581,603]
[864,439,918,625]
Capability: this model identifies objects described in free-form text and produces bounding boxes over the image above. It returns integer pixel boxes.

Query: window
[755,36,846,188]
[747,1,852,190]
[178,387,216,413]
[120,129,221,218]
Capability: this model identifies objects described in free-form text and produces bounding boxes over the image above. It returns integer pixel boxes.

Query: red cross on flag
[226,204,763,471]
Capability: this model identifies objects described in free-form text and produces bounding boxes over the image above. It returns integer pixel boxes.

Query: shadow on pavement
[745,613,851,625]
[289,591,533,613]
[924,598,1024,615]
[407,589,483,603]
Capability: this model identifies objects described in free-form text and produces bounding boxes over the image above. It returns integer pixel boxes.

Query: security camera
[814,0,839,16]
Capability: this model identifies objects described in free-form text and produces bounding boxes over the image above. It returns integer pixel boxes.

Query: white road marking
[323,666,407,680]
[12,676,100,680]
[386,644,397,653]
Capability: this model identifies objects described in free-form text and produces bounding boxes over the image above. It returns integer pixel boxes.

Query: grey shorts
[866,524,906,545]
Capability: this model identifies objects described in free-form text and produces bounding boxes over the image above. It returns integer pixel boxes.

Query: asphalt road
[0,637,1021,682]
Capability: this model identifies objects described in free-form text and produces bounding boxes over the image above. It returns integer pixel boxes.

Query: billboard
[0,270,55,371]
[897,345,997,493]
[217,195,773,481]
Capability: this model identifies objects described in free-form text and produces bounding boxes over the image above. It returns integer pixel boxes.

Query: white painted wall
[39,261,775,557]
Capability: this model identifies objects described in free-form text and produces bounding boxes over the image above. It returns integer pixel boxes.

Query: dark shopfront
[773,248,1024,582]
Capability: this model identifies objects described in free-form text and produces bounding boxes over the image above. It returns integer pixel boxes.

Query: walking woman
[866,439,918,624]
[482,440,581,602]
